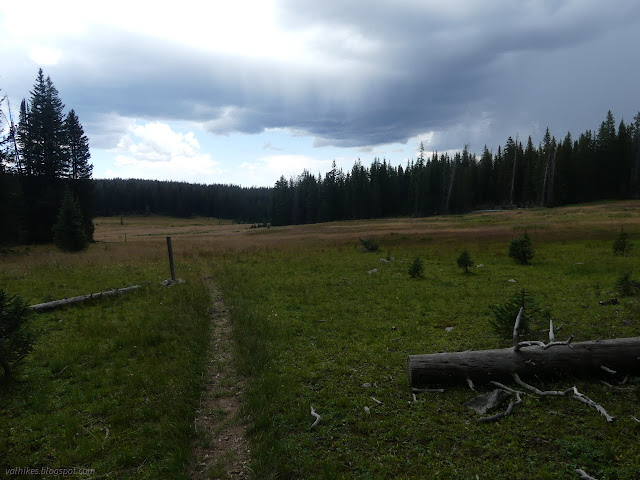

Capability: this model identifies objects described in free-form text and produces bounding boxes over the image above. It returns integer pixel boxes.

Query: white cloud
[28,46,62,65]
[107,121,223,183]
[239,154,335,186]
[262,141,284,151]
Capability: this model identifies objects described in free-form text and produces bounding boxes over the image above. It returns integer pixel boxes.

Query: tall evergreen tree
[632,112,640,197]
[53,188,88,252]
[16,99,31,175]
[20,69,68,177]
[597,110,618,198]
[64,109,92,180]
[0,92,6,173]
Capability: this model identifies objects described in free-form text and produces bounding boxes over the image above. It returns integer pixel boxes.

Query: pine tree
[456,250,474,273]
[0,289,36,378]
[597,110,618,198]
[64,109,92,179]
[633,112,640,197]
[18,69,68,178]
[613,226,632,256]
[488,289,548,342]
[53,188,88,251]
[16,99,32,175]
[509,232,535,264]
[408,257,424,278]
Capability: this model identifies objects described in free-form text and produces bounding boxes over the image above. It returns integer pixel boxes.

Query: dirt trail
[190,281,251,479]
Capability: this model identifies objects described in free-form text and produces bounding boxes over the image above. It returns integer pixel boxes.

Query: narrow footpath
[190,282,251,479]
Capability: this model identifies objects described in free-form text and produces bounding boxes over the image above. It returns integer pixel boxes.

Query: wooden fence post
[166,236,176,281]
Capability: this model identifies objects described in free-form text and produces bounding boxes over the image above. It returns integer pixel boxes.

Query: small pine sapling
[508,232,534,264]
[615,272,639,297]
[359,238,379,253]
[456,250,474,273]
[408,257,424,278]
[613,226,632,256]
[488,288,548,342]
[0,289,36,378]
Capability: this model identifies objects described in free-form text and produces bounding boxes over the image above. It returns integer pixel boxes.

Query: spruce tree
[53,188,88,251]
[16,99,32,175]
[613,226,632,256]
[408,257,424,278]
[18,69,68,178]
[456,250,474,273]
[64,109,92,180]
[0,289,36,378]
[509,232,535,264]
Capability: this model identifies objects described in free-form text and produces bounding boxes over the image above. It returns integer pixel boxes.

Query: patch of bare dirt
[190,282,251,480]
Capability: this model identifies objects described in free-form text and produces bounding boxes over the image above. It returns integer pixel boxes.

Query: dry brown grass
[92,200,640,253]
[4,200,638,291]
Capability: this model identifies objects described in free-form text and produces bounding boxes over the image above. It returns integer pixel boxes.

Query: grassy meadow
[1,201,640,479]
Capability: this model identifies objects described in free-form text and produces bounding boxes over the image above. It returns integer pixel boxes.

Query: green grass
[210,235,640,479]
[1,202,640,479]
[0,247,210,479]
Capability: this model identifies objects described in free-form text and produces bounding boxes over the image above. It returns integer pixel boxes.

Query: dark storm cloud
[14,0,640,152]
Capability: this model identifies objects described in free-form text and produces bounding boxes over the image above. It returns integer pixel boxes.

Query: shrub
[615,272,639,297]
[456,250,474,273]
[488,288,549,341]
[408,258,424,278]
[359,238,379,252]
[0,289,36,378]
[508,232,534,264]
[613,227,632,256]
[53,188,88,252]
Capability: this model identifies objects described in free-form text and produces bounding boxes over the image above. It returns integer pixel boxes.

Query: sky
[1,0,639,188]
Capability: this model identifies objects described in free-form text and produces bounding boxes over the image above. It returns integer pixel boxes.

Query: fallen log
[28,285,141,313]
[407,337,640,386]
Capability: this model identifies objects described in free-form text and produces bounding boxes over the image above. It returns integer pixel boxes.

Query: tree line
[92,178,271,222]
[1,69,93,244]
[270,110,640,226]
[2,70,639,243]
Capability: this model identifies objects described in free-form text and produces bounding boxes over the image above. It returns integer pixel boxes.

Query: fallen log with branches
[28,285,141,313]
[407,337,640,385]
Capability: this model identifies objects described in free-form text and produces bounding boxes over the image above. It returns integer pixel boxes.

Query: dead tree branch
[310,406,321,429]
[29,285,141,312]
[513,374,614,422]
[512,307,524,347]
[576,468,599,480]
[569,387,614,422]
[477,392,522,423]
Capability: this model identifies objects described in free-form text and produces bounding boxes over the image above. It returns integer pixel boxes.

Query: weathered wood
[166,236,176,281]
[512,307,523,346]
[28,285,141,312]
[407,337,640,386]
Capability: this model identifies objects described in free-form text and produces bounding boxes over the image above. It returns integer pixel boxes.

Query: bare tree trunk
[407,336,640,386]
[445,160,456,213]
[540,153,549,207]
[28,285,141,313]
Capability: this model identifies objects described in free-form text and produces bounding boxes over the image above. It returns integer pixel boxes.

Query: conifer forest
[1,70,639,243]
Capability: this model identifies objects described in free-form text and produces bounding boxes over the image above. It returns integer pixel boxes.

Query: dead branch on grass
[513,374,614,422]
[310,406,321,429]
[477,392,522,423]
[576,468,599,480]
[412,387,445,394]
[29,285,141,312]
